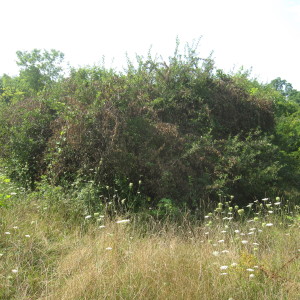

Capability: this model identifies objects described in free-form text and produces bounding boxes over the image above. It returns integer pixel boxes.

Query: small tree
[16,49,64,92]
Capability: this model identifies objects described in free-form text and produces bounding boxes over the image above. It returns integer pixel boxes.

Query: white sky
[1,0,300,89]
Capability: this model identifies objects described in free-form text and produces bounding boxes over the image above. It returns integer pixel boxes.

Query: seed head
[237,209,245,215]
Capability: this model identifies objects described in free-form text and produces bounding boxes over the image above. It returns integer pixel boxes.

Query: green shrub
[1,43,297,211]
[0,98,54,188]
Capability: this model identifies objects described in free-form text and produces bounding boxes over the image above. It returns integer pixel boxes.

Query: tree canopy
[16,49,64,92]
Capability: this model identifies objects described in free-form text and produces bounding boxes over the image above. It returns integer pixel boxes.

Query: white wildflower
[212,251,220,256]
[241,240,248,244]
[116,219,130,224]
[220,265,228,270]
[105,247,112,250]
[266,223,273,227]
[249,274,255,279]
[11,269,18,273]
[221,250,229,254]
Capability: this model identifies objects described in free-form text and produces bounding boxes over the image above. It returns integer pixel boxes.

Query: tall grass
[0,175,299,299]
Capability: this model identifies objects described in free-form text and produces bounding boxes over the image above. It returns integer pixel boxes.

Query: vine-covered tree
[0,45,299,207]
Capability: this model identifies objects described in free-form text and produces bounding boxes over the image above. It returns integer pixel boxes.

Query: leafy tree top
[16,49,65,92]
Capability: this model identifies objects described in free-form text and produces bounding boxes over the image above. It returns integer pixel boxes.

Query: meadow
[1,171,299,300]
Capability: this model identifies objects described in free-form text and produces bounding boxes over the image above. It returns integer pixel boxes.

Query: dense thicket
[0,46,299,211]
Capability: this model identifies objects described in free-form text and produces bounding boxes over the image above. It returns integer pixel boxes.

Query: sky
[1,0,300,89]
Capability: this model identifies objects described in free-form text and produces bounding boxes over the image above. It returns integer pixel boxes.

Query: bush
[0,44,294,211]
[0,97,54,188]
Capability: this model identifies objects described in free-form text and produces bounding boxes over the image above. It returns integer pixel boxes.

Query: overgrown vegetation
[1,43,299,212]
[0,42,300,299]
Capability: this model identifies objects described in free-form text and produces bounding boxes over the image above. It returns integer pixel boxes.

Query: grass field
[0,172,299,300]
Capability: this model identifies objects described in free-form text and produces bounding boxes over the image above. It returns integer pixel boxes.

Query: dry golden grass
[0,190,299,300]
[41,220,299,300]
